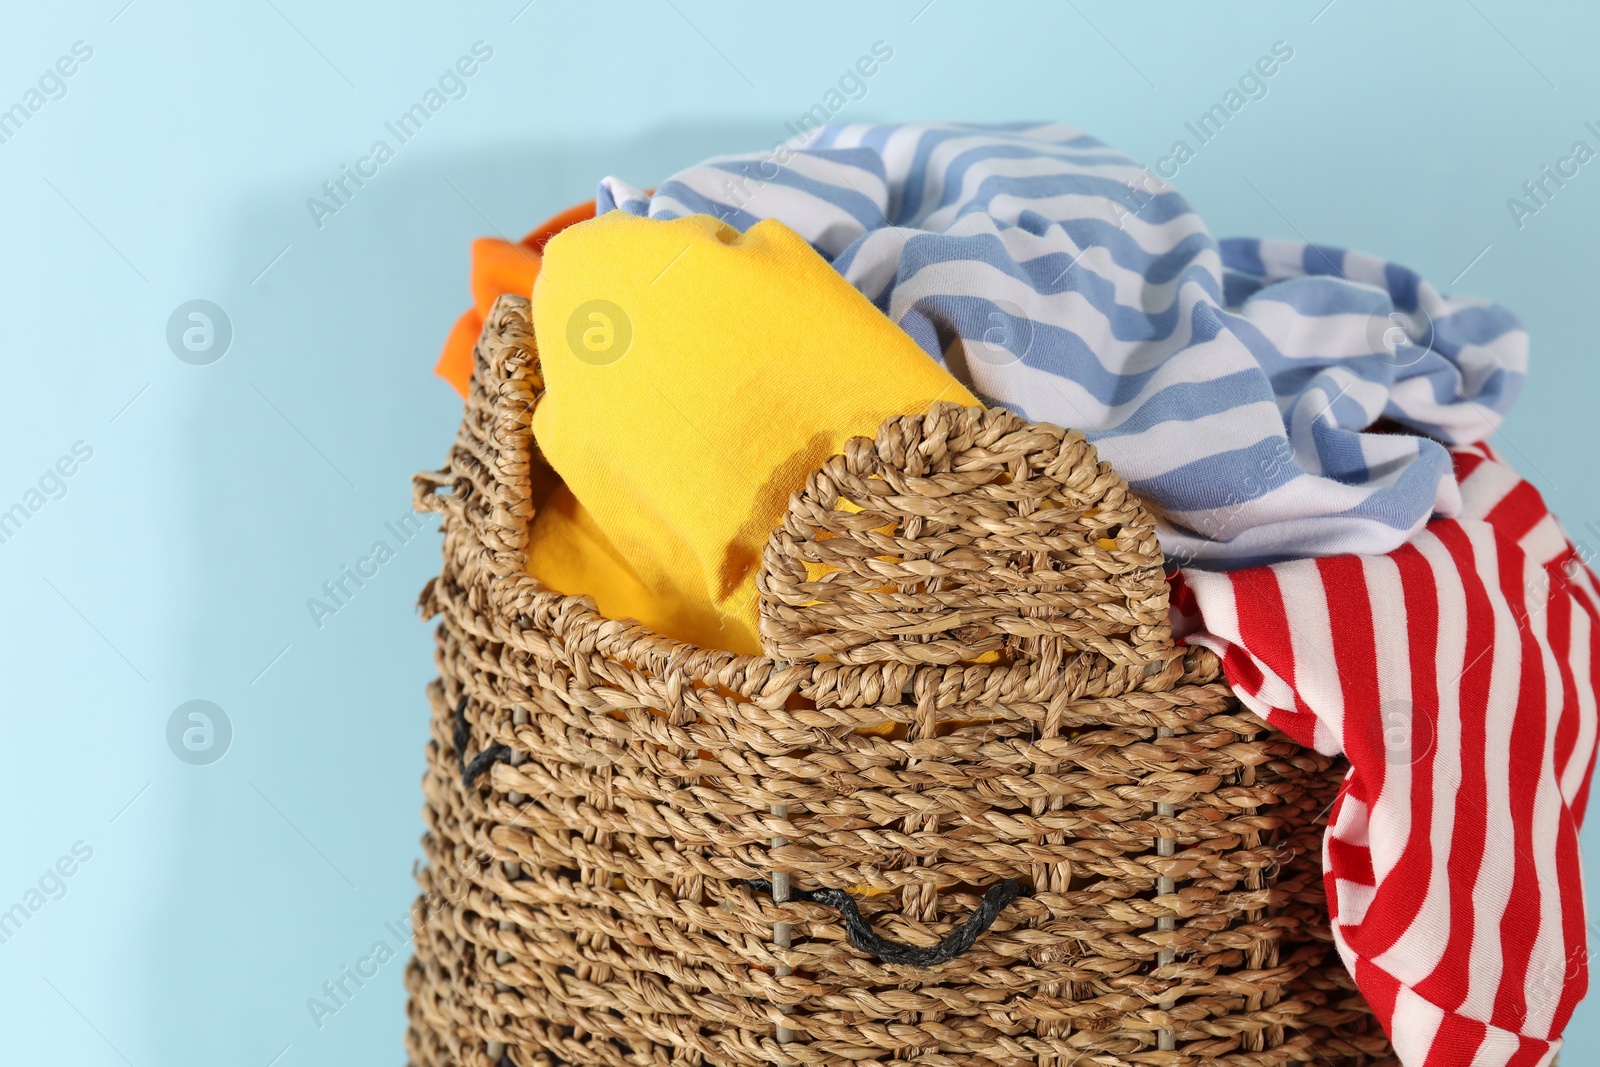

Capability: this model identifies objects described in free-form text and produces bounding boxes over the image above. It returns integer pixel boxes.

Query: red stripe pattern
[1175,444,1599,1066]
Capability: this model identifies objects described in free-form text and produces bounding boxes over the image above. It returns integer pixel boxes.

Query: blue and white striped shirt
[597,121,1526,567]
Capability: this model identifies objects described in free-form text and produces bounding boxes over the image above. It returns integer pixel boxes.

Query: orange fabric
[434,199,598,397]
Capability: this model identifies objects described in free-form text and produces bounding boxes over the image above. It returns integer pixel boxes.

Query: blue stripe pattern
[595,122,1527,567]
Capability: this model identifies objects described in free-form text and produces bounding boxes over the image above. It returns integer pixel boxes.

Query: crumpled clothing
[598,121,1528,568]
[1174,442,1597,1067]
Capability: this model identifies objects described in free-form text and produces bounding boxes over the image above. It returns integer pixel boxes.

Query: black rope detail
[743,878,1028,966]
[453,695,512,788]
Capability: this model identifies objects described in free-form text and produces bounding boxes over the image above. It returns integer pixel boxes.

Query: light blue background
[2,1,1596,1062]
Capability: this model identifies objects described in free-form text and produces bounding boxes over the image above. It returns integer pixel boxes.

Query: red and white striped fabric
[1172,442,1600,1066]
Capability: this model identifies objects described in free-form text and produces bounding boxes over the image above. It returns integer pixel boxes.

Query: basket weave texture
[404,294,1398,1066]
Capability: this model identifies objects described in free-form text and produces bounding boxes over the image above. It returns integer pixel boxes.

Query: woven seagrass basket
[404,294,1399,1066]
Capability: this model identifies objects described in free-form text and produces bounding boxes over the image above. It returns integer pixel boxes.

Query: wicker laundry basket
[404,294,1398,1067]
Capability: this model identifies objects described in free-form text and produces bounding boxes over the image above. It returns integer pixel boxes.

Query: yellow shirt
[526,212,976,655]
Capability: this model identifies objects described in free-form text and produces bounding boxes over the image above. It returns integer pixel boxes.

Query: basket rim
[415,293,1205,702]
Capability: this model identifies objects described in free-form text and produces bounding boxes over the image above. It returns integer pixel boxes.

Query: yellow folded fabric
[526,211,976,655]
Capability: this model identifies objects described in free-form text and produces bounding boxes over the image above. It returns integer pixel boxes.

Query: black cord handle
[743,878,1028,966]
[454,695,512,788]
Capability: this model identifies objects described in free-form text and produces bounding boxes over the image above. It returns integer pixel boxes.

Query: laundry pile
[435,122,1595,1067]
